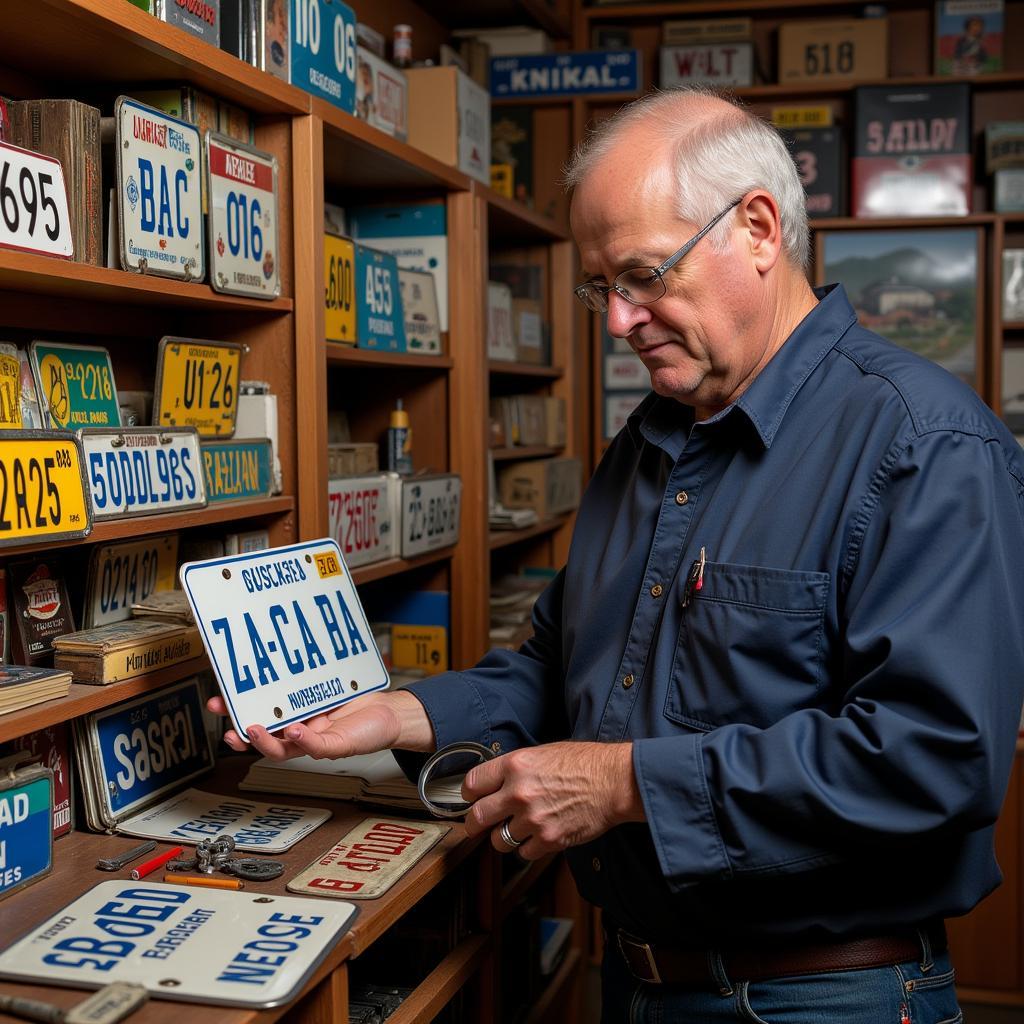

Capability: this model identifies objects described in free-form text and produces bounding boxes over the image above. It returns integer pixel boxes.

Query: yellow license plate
[0,351,23,429]
[391,624,448,674]
[324,234,356,345]
[0,433,91,545]
[154,337,242,437]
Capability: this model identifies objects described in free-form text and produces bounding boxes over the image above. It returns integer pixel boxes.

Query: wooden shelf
[8,0,309,115]
[327,344,453,370]
[317,98,472,194]
[415,0,571,38]
[480,185,571,245]
[0,657,209,744]
[0,249,294,313]
[0,497,296,558]
[1005,322,1024,332]
[351,546,458,586]
[490,515,572,550]
[584,0,1005,17]
[735,71,1024,100]
[490,361,564,380]
[384,934,491,1024]
[810,214,1000,230]
[525,949,584,1024]
[492,446,566,461]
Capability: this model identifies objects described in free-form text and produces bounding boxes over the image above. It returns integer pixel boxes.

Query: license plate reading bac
[180,538,389,739]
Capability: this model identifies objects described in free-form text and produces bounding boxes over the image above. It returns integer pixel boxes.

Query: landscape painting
[820,228,982,390]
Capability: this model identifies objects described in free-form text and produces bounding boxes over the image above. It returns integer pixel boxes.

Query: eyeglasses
[574,199,742,314]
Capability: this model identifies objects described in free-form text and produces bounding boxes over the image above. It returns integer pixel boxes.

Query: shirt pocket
[665,562,830,731]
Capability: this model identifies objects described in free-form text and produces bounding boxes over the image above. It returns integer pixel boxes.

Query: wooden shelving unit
[492,444,567,461]
[490,515,573,550]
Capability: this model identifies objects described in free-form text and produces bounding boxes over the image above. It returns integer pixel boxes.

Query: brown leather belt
[616,926,947,987]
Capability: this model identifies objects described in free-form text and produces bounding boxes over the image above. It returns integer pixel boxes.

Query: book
[8,560,76,666]
[0,666,72,716]
[852,84,971,217]
[935,0,1002,76]
[130,590,195,625]
[52,620,203,685]
[784,127,845,217]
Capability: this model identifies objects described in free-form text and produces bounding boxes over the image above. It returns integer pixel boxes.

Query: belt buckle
[617,930,662,984]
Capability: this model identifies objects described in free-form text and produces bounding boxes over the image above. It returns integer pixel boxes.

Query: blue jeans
[601,936,963,1023]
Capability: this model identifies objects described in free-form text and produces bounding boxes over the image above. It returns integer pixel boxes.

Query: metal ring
[499,818,523,850]
[417,741,496,819]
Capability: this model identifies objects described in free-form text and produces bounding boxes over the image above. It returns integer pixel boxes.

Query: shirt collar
[626,284,857,452]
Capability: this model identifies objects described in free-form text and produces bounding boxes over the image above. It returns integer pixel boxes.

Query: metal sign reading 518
[290,0,357,114]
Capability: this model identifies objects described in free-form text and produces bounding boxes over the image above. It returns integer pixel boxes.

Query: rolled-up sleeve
[637,429,1024,889]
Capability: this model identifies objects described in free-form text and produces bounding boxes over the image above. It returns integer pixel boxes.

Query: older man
[213,89,1024,1022]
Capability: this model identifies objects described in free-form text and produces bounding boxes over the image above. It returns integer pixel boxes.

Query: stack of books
[130,590,195,626]
[0,666,72,716]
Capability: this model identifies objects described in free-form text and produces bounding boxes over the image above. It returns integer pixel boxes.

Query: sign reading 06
[324,234,356,344]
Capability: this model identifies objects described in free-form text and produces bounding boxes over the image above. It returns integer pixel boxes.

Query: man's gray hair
[564,88,810,268]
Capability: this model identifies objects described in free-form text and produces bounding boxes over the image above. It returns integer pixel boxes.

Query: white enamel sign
[400,475,461,558]
[180,538,389,740]
[0,881,357,1008]
[0,141,73,259]
[117,96,204,281]
[206,132,280,299]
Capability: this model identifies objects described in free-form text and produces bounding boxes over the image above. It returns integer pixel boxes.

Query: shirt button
[592,857,602,873]
[650,584,663,598]
[490,741,501,754]
[622,674,635,689]
[675,491,689,505]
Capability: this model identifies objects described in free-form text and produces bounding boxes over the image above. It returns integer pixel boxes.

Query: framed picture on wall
[817,227,985,392]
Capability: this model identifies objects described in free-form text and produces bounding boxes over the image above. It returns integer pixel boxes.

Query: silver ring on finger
[499,818,524,850]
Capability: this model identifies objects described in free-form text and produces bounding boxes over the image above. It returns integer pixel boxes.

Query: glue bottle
[388,399,413,475]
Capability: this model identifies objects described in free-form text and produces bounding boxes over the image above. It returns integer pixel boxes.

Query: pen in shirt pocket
[681,545,706,607]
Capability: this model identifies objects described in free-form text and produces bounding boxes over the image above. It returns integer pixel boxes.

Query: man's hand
[461,741,645,859]
[206,690,435,761]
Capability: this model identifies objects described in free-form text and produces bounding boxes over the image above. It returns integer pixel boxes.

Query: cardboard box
[778,19,888,82]
[499,457,582,519]
[327,473,400,569]
[663,17,751,45]
[405,66,491,185]
[355,47,408,141]
[327,443,379,477]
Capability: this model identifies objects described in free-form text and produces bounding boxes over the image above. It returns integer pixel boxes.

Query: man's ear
[739,192,783,273]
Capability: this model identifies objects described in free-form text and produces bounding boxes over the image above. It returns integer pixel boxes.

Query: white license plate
[0,141,73,259]
[180,539,389,739]
[79,428,206,521]
[401,475,461,558]
[85,534,179,627]
[206,132,280,300]
[327,473,398,568]
[116,96,204,281]
[0,881,357,1008]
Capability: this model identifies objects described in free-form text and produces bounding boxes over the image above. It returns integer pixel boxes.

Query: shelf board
[10,0,309,115]
[384,934,491,1024]
[500,854,557,918]
[1005,322,1024,331]
[489,361,564,380]
[490,515,571,550]
[351,546,457,586]
[524,949,584,1024]
[0,657,209,745]
[584,0,998,17]
[327,344,453,370]
[810,214,999,230]
[736,71,1024,101]
[492,445,565,461]
[0,496,296,558]
[0,249,294,313]
[479,185,571,244]
[414,0,571,38]
[317,98,472,194]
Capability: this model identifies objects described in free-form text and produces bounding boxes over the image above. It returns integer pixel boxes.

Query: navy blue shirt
[403,285,1024,945]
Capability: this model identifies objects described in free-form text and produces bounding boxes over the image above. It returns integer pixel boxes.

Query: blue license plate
[290,0,357,113]
[355,244,406,351]
[0,772,53,900]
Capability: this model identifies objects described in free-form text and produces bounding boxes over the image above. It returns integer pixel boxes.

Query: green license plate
[30,341,121,430]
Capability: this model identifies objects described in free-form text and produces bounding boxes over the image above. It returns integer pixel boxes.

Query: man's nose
[606,289,651,338]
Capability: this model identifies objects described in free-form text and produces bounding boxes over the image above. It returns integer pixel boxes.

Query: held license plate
[78,678,213,823]
[0,881,358,1008]
[206,132,280,300]
[79,428,206,522]
[85,534,180,627]
[116,96,204,281]
[201,438,273,503]
[180,538,389,740]
[154,337,242,437]
[30,341,121,430]
[0,432,91,547]
[0,140,73,259]
[324,233,356,344]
